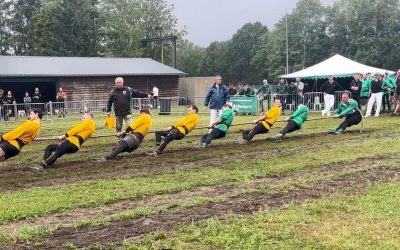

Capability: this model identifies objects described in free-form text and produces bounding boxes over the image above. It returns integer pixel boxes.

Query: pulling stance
[199,104,234,147]
[273,104,309,141]
[103,109,152,160]
[0,109,42,161]
[242,99,282,141]
[35,113,96,169]
[147,105,199,155]
[328,92,362,134]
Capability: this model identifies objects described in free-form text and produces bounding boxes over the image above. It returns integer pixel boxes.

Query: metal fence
[0,91,352,122]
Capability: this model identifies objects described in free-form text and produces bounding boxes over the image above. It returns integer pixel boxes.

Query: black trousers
[382,93,391,111]
[338,111,362,131]
[105,133,142,160]
[155,129,185,152]
[201,128,226,145]
[352,94,361,109]
[44,140,79,166]
[280,121,300,136]
[242,123,269,141]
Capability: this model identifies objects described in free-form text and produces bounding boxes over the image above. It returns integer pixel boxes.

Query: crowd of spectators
[0,87,67,121]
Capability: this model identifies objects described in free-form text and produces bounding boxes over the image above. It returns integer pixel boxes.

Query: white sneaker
[28,165,44,171]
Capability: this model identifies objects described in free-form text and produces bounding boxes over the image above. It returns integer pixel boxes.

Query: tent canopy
[281,54,395,79]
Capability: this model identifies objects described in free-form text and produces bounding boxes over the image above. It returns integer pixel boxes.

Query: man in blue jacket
[204,75,230,126]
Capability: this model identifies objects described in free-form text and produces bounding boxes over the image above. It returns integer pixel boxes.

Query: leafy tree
[198,41,229,78]
[224,22,268,84]
[176,39,205,76]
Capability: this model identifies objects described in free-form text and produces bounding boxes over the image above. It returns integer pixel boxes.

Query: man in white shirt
[295,77,305,95]
[152,86,159,108]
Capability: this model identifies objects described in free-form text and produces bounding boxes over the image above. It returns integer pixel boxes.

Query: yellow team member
[242,99,282,141]
[103,108,152,160]
[34,113,96,169]
[0,109,42,161]
[146,105,199,156]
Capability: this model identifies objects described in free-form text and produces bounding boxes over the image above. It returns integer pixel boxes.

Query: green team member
[360,73,371,109]
[328,92,362,134]
[382,72,394,112]
[273,104,309,141]
[199,104,234,147]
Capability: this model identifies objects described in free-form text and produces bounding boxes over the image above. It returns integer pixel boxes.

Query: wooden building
[0,56,184,103]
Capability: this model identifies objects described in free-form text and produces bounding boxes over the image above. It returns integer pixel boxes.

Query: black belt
[74,135,84,146]
[15,138,25,148]
[267,121,273,127]
[182,126,189,134]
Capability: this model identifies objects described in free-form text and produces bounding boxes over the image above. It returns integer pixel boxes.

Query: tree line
[1,0,399,84]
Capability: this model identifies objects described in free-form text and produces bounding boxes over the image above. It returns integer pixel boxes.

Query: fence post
[14,104,18,121]
[49,101,53,119]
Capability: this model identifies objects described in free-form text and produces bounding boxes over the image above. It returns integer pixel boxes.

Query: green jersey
[256,85,272,95]
[336,99,359,117]
[360,79,371,97]
[276,84,288,95]
[289,104,309,127]
[287,85,299,95]
[215,108,234,132]
[382,78,393,94]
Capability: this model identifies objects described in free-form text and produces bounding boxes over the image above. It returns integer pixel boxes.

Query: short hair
[275,98,282,104]
[115,76,124,83]
[140,108,150,114]
[215,75,222,80]
[188,105,198,113]
[341,92,350,98]
[223,103,232,109]
[85,112,94,118]
[31,108,43,119]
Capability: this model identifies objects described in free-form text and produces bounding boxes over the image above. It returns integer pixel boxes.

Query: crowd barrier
[0,91,352,122]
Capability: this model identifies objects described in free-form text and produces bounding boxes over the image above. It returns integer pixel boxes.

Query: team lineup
[0,77,364,170]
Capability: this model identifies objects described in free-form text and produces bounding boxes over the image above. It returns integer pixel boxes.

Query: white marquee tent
[281,54,395,79]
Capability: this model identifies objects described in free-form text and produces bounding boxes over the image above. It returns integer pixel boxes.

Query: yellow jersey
[173,113,199,135]
[1,120,41,150]
[127,114,152,137]
[261,106,281,129]
[66,119,96,148]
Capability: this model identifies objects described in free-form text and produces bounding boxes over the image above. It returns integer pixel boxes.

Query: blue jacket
[204,84,230,109]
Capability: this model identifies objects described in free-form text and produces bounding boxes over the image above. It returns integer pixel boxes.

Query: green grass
[125,180,400,250]
[1,136,397,225]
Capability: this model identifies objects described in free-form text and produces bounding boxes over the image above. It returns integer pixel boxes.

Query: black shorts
[0,141,20,159]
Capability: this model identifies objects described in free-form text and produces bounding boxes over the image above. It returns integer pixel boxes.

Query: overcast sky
[166,0,335,47]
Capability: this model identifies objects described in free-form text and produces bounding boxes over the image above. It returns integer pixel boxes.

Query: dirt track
[35,165,400,249]
[0,129,385,193]
[10,154,397,249]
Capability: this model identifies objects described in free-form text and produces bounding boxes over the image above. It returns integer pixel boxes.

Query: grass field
[0,111,399,249]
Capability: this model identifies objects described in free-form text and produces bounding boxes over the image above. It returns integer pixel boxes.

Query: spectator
[256,79,272,112]
[228,83,237,96]
[152,85,159,109]
[349,73,362,109]
[276,79,288,115]
[4,91,16,121]
[23,92,32,113]
[107,76,150,134]
[392,70,400,116]
[320,75,344,116]
[204,75,230,126]
[365,73,383,117]
[287,82,299,111]
[360,73,372,109]
[295,77,305,95]
[238,83,255,96]
[32,87,42,103]
[56,87,67,117]
[382,72,394,113]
